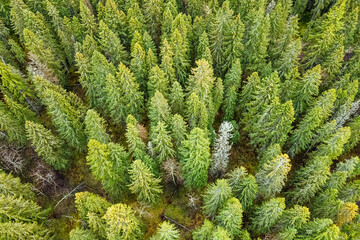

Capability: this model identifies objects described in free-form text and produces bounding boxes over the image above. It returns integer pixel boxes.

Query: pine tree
[148,91,171,126]
[98,20,128,66]
[87,140,130,199]
[192,219,214,240]
[290,65,322,116]
[25,121,68,170]
[203,179,233,217]
[287,156,331,205]
[256,154,291,199]
[151,121,175,163]
[179,127,211,189]
[169,81,184,115]
[227,167,258,210]
[148,65,169,98]
[85,109,111,144]
[128,159,163,204]
[130,42,147,92]
[210,121,233,177]
[250,197,286,234]
[103,203,143,240]
[171,114,187,148]
[151,221,180,240]
[288,89,337,156]
[216,197,243,237]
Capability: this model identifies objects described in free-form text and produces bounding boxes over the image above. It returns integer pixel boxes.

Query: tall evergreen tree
[171,114,187,148]
[216,197,243,238]
[148,65,169,98]
[151,221,180,240]
[169,81,184,116]
[297,218,340,240]
[203,179,233,217]
[85,109,111,144]
[223,59,242,121]
[128,159,163,204]
[151,121,175,163]
[130,42,147,92]
[179,127,211,189]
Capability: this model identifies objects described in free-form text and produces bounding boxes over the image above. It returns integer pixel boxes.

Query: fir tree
[216,197,243,238]
[256,154,291,199]
[344,115,360,153]
[103,203,143,240]
[212,77,224,119]
[238,72,261,114]
[324,157,359,191]
[210,121,233,177]
[223,59,242,121]
[170,28,189,84]
[79,0,98,36]
[250,197,286,234]
[211,226,232,240]
[310,189,343,220]
[160,38,176,85]
[128,159,163,204]
[143,0,163,45]
[69,228,97,240]
[275,205,310,231]
[339,180,360,202]
[297,218,340,240]
[0,104,27,145]
[203,179,233,217]
[126,115,147,157]
[196,32,213,66]
[151,121,175,163]
[130,42,147,92]
[85,109,111,144]
[151,221,180,240]
[336,202,358,227]
[179,127,211,189]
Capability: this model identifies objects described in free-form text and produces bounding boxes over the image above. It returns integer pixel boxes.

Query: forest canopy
[0,0,360,239]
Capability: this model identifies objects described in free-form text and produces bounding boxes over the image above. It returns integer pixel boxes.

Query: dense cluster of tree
[0,0,360,239]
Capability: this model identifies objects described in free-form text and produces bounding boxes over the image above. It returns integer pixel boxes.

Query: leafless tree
[162,158,182,185]
[0,145,26,174]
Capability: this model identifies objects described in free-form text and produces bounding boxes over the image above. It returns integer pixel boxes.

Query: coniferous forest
[1,0,360,239]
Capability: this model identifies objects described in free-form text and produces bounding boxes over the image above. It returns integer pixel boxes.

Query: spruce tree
[211,226,232,240]
[98,20,128,66]
[130,42,147,92]
[336,202,358,227]
[0,104,27,145]
[151,221,180,240]
[227,167,258,211]
[103,203,143,240]
[297,218,340,240]
[169,81,184,116]
[69,228,97,240]
[171,114,187,148]
[289,89,337,156]
[170,28,189,85]
[143,0,163,45]
[216,197,243,237]
[339,180,360,202]
[148,91,171,126]
[256,154,291,199]
[223,59,242,121]
[25,121,68,170]
[87,140,130,199]
[179,127,211,189]
[84,109,111,144]
[192,219,214,240]
[310,189,343,220]
[148,65,169,98]
[128,159,163,204]
[196,31,213,66]
[160,38,176,85]
[250,197,286,234]
[344,115,360,153]
[79,0,98,36]
[126,115,147,157]
[275,205,310,231]
[210,121,233,177]
[151,121,175,163]
[203,179,233,217]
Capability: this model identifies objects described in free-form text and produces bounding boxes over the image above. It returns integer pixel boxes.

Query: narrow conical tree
[128,159,163,204]
[297,218,340,240]
[151,121,175,163]
[223,59,242,120]
[216,197,243,237]
[130,42,147,92]
[210,121,233,177]
[148,65,169,98]
[192,219,214,240]
[103,203,143,240]
[287,156,331,205]
[85,109,110,144]
[336,202,358,227]
[180,127,211,189]
[250,198,286,234]
[126,115,147,157]
[144,0,163,45]
[310,189,343,220]
[196,31,213,66]
[170,28,189,84]
[275,205,310,232]
[148,91,171,126]
[169,81,184,116]
[203,179,233,217]
[0,104,27,145]
[79,0,98,36]
[171,114,187,148]
[227,167,258,211]
[151,221,180,240]
[160,38,176,85]
[25,121,67,170]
